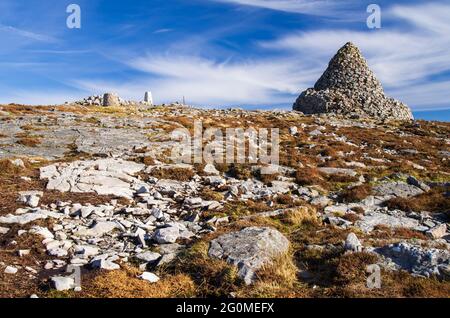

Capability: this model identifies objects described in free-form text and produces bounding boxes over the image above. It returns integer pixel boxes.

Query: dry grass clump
[326,174,359,184]
[295,167,323,186]
[275,193,294,205]
[351,206,365,214]
[334,269,450,298]
[76,266,195,298]
[335,252,380,285]
[149,167,195,181]
[174,241,240,297]
[0,159,24,176]
[341,213,362,223]
[281,207,319,226]
[199,188,224,201]
[16,136,42,147]
[369,225,428,241]
[218,200,270,220]
[385,187,450,214]
[227,163,253,180]
[241,252,301,297]
[258,172,280,185]
[339,184,373,203]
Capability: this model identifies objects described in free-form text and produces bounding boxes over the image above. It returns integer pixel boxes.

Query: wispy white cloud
[212,0,353,16]
[153,28,173,34]
[74,54,317,106]
[0,24,57,43]
[389,80,450,111]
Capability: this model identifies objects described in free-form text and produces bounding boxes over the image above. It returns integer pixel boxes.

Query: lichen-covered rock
[293,42,413,121]
[208,227,289,285]
[374,242,450,279]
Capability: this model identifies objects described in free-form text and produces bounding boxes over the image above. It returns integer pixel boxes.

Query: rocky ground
[0,103,449,298]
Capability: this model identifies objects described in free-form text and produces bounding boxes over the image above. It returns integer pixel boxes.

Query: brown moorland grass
[48,265,196,298]
[295,167,324,186]
[16,136,42,147]
[335,252,380,285]
[369,225,428,241]
[280,207,319,227]
[148,167,195,182]
[339,184,373,203]
[385,187,450,214]
[174,241,241,297]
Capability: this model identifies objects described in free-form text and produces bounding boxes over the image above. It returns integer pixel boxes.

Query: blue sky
[0,0,449,120]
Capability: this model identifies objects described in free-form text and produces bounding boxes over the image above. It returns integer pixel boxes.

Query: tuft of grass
[281,207,319,226]
[76,265,195,298]
[275,194,294,205]
[339,184,373,203]
[175,241,241,297]
[149,167,195,181]
[242,252,301,297]
[227,163,253,180]
[0,159,23,176]
[335,252,380,285]
[341,213,362,223]
[295,167,323,186]
[17,136,42,147]
[370,225,428,241]
[200,188,224,201]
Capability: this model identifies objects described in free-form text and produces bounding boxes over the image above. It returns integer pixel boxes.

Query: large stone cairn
[103,93,120,107]
[293,42,413,121]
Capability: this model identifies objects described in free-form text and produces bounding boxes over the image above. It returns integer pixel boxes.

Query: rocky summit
[293,42,414,121]
[0,94,449,298]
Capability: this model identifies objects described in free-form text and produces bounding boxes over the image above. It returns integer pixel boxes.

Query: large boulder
[293,42,413,121]
[208,227,289,285]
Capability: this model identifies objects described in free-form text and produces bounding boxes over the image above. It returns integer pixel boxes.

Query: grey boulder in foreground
[209,227,289,285]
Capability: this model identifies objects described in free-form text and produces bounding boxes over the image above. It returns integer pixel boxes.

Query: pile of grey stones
[74,93,134,107]
[293,42,414,121]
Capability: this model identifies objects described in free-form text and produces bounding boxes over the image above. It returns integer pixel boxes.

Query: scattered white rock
[426,224,447,239]
[51,276,75,291]
[140,272,160,283]
[289,126,298,135]
[136,251,161,263]
[18,250,30,257]
[10,158,25,168]
[154,226,180,244]
[203,163,220,175]
[18,191,43,208]
[4,266,18,274]
[344,233,362,252]
[0,226,9,234]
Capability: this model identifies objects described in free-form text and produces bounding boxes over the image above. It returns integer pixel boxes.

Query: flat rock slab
[0,210,62,225]
[373,182,423,199]
[356,212,420,232]
[208,227,289,285]
[40,158,145,198]
[75,127,150,156]
[318,167,357,177]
